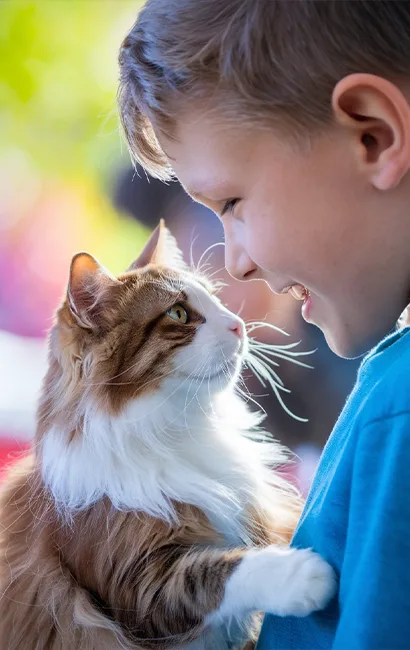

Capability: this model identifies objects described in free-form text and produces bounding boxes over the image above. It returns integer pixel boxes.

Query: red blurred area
[0,437,31,476]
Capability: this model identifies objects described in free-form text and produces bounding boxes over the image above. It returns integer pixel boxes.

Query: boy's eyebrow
[185,180,230,202]
[184,181,210,199]
[187,188,220,206]
[180,183,208,203]
[189,190,210,203]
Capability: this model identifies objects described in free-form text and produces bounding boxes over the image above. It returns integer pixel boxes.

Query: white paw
[209,545,336,622]
[273,547,337,617]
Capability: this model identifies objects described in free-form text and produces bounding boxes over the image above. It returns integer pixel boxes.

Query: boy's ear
[67,253,120,329]
[127,219,187,271]
[332,73,410,190]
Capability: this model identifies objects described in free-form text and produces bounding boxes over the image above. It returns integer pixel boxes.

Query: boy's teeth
[289,285,308,301]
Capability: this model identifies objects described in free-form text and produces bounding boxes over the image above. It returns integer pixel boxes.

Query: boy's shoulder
[356,326,410,426]
[309,327,410,482]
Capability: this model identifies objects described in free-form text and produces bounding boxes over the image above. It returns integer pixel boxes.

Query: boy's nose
[225,246,259,282]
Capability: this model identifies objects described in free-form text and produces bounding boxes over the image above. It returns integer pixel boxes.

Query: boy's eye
[166,304,189,324]
[221,198,240,217]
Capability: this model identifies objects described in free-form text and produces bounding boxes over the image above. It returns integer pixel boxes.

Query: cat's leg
[208,546,336,623]
[112,544,335,649]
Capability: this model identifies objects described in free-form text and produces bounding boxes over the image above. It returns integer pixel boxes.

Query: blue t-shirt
[257,326,410,650]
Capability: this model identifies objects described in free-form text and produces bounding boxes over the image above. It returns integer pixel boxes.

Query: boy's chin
[322,322,394,360]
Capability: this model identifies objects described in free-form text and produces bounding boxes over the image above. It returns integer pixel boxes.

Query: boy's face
[159,115,410,358]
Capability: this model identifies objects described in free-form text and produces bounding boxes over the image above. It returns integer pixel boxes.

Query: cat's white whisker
[252,340,316,358]
[235,299,246,318]
[247,354,290,394]
[251,345,314,370]
[245,357,268,389]
[247,354,309,423]
[249,345,281,369]
[245,320,290,337]
[247,350,285,387]
[234,380,269,416]
[205,265,226,281]
[249,339,303,351]
[189,233,200,269]
[196,241,225,275]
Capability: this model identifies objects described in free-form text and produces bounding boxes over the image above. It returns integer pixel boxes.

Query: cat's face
[53,221,246,415]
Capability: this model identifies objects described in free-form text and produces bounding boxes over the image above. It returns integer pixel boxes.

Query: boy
[118,1,410,648]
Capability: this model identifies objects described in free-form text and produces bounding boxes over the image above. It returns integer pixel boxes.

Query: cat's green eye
[167,304,189,324]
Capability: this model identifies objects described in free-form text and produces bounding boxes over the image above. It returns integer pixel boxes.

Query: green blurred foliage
[0,0,137,182]
[0,0,147,273]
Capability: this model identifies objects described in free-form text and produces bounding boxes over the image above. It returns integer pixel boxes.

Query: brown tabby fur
[0,455,295,649]
[0,226,301,649]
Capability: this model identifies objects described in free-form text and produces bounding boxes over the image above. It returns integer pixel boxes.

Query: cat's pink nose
[228,320,244,340]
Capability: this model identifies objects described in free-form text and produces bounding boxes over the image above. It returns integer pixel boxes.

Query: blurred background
[0,1,359,492]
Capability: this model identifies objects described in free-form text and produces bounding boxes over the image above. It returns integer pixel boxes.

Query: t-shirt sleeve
[334,411,410,650]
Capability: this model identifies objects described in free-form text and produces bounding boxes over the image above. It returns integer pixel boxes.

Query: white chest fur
[41,385,285,540]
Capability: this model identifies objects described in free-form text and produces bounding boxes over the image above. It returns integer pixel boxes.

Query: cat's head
[49,221,246,417]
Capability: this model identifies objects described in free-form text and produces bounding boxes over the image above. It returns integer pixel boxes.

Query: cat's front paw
[210,545,336,623]
[275,548,337,617]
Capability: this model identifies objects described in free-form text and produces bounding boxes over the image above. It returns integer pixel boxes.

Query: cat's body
[0,223,335,649]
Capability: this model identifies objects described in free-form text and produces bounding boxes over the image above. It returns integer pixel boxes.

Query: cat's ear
[127,219,187,271]
[67,253,120,329]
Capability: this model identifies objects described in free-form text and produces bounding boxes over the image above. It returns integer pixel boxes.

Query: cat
[0,221,336,650]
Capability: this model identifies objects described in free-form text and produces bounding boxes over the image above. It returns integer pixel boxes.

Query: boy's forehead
[158,119,254,199]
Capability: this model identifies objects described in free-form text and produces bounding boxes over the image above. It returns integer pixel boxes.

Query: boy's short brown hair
[118,0,410,180]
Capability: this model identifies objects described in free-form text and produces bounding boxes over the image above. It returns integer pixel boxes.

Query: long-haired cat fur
[0,222,335,649]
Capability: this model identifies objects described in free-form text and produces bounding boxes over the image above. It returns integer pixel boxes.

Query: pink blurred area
[0,183,89,337]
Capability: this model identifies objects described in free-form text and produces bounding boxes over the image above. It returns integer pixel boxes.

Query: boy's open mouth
[288,284,310,302]
[288,284,313,322]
